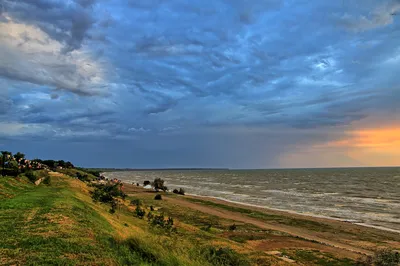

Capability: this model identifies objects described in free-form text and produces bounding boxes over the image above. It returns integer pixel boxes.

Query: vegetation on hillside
[1,150,74,177]
[91,183,126,213]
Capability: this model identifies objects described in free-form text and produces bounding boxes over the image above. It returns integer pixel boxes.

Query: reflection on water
[105,167,400,231]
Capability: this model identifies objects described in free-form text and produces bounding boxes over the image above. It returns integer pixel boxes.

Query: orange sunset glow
[323,127,400,149]
[281,127,400,168]
[319,127,400,166]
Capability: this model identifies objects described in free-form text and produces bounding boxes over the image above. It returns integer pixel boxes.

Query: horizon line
[85,166,400,171]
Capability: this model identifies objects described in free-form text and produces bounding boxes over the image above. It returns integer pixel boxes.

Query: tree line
[0,151,74,177]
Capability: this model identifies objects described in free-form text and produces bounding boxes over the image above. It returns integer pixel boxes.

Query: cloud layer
[1,0,400,167]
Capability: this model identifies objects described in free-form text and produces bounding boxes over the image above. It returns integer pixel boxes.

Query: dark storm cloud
[1,0,400,167]
[0,94,11,115]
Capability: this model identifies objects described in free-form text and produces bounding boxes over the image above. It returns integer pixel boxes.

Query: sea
[104,167,400,232]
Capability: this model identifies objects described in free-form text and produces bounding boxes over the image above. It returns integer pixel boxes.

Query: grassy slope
[0,174,203,265]
[0,173,372,265]
[0,175,120,265]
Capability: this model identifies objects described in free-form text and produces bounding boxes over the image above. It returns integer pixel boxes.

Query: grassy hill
[0,172,253,265]
[1,171,399,265]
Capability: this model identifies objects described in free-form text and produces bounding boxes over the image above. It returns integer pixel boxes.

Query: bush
[166,217,174,229]
[91,184,126,214]
[229,224,237,231]
[130,199,142,206]
[143,180,151,186]
[148,214,174,230]
[202,224,212,232]
[3,168,19,177]
[81,168,100,177]
[149,213,165,227]
[76,172,92,182]
[173,188,185,195]
[154,194,162,200]
[373,249,399,266]
[135,206,146,219]
[25,170,38,183]
[153,178,168,192]
[201,246,250,266]
[357,249,400,266]
[42,174,51,185]
[110,200,117,214]
[91,184,126,203]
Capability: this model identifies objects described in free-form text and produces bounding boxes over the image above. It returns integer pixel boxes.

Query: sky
[0,0,400,168]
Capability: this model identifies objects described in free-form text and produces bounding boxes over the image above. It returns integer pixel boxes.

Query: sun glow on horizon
[346,127,400,166]
[318,127,400,149]
[281,126,400,168]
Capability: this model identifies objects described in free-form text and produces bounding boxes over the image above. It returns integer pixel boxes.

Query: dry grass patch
[25,207,39,223]
[45,213,75,227]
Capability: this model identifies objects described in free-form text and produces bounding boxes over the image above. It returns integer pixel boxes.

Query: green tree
[65,161,74,168]
[8,160,19,175]
[152,178,167,192]
[57,160,66,168]
[14,152,25,164]
[1,151,12,176]
[42,160,56,169]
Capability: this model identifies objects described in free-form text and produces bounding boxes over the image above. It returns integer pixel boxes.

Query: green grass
[0,176,116,265]
[288,250,355,266]
[0,175,254,265]
[228,232,268,243]
[57,168,98,181]
[184,197,335,232]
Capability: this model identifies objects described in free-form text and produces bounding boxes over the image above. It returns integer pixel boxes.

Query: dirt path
[164,196,374,257]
